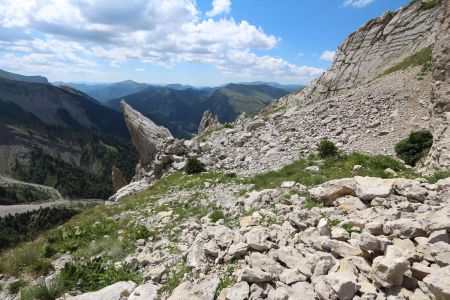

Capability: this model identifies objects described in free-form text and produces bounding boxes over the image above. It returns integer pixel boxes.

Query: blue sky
[0,0,411,86]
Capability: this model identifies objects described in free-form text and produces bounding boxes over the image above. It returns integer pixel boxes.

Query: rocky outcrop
[0,174,62,203]
[111,165,128,192]
[198,109,221,135]
[121,100,172,166]
[307,1,442,99]
[424,0,450,171]
[192,67,431,175]
[110,101,192,201]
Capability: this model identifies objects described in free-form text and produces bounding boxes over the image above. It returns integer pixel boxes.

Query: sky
[0,0,411,86]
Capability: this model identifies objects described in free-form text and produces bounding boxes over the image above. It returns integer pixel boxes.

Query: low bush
[184,157,206,174]
[8,280,26,294]
[317,140,338,158]
[395,130,433,166]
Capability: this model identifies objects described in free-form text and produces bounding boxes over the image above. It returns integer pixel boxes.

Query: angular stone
[238,268,273,283]
[228,242,248,258]
[218,281,249,300]
[279,268,308,285]
[371,246,410,287]
[288,282,318,300]
[247,252,285,275]
[326,272,360,300]
[128,283,158,300]
[383,219,427,238]
[168,276,219,300]
[67,281,137,300]
[335,195,366,213]
[423,266,450,300]
[314,237,364,258]
[112,165,128,192]
[393,179,428,202]
[244,226,272,251]
[274,246,313,277]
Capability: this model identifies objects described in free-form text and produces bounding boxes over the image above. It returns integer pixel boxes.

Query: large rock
[198,109,221,134]
[121,100,172,166]
[128,282,158,300]
[310,176,394,204]
[112,165,128,192]
[218,281,249,300]
[370,246,410,287]
[168,276,219,300]
[67,281,137,300]
[423,266,450,300]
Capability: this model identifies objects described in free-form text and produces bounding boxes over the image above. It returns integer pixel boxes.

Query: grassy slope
[4,150,448,298]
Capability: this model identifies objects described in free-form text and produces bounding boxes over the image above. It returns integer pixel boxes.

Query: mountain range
[105,83,291,138]
[0,68,292,198]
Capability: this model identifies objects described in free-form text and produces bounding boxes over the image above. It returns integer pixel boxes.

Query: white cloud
[134,68,145,72]
[320,50,335,62]
[0,0,323,83]
[206,0,231,17]
[343,0,375,8]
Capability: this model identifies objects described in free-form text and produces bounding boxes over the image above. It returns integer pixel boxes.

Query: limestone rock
[112,165,128,192]
[218,282,249,300]
[128,282,158,300]
[168,276,219,300]
[423,266,450,300]
[198,110,221,135]
[121,100,172,166]
[67,281,137,300]
[424,0,450,171]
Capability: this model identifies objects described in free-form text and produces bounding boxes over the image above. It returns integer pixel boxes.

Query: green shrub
[379,46,432,78]
[8,280,26,294]
[184,157,206,174]
[317,140,338,158]
[57,257,141,293]
[395,130,433,166]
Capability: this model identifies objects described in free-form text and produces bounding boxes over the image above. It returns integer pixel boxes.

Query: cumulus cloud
[320,50,335,62]
[343,0,375,8]
[0,0,323,83]
[206,0,231,17]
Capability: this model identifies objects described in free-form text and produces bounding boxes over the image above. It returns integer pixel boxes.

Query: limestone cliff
[307,1,442,99]
[424,0,450,171]
[121,100,172,166]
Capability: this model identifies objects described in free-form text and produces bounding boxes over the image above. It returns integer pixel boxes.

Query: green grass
[8,280,26,294]
[215,264,236,297]
[22,258,141,300]
[410,0,441,10]
[158,264,192,297]
[261,104,287,117]
[245,152,417,191]
[374,46,432,80]
[426,169,450,183]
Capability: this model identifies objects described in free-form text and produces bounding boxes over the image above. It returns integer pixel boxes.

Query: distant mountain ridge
[0,68,49,84]
[0,75,137,199]
[105,83,291,138]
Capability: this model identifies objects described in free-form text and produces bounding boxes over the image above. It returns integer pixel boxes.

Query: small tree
[317,140,338,158]
[184,156,206,174]
[395,130,433,166]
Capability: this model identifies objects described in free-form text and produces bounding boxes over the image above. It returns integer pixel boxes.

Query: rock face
[424,0,450,171]
[198,109,221,135]
[307,1,442,99]
[111,165,128,192]
[121,100,172,166]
